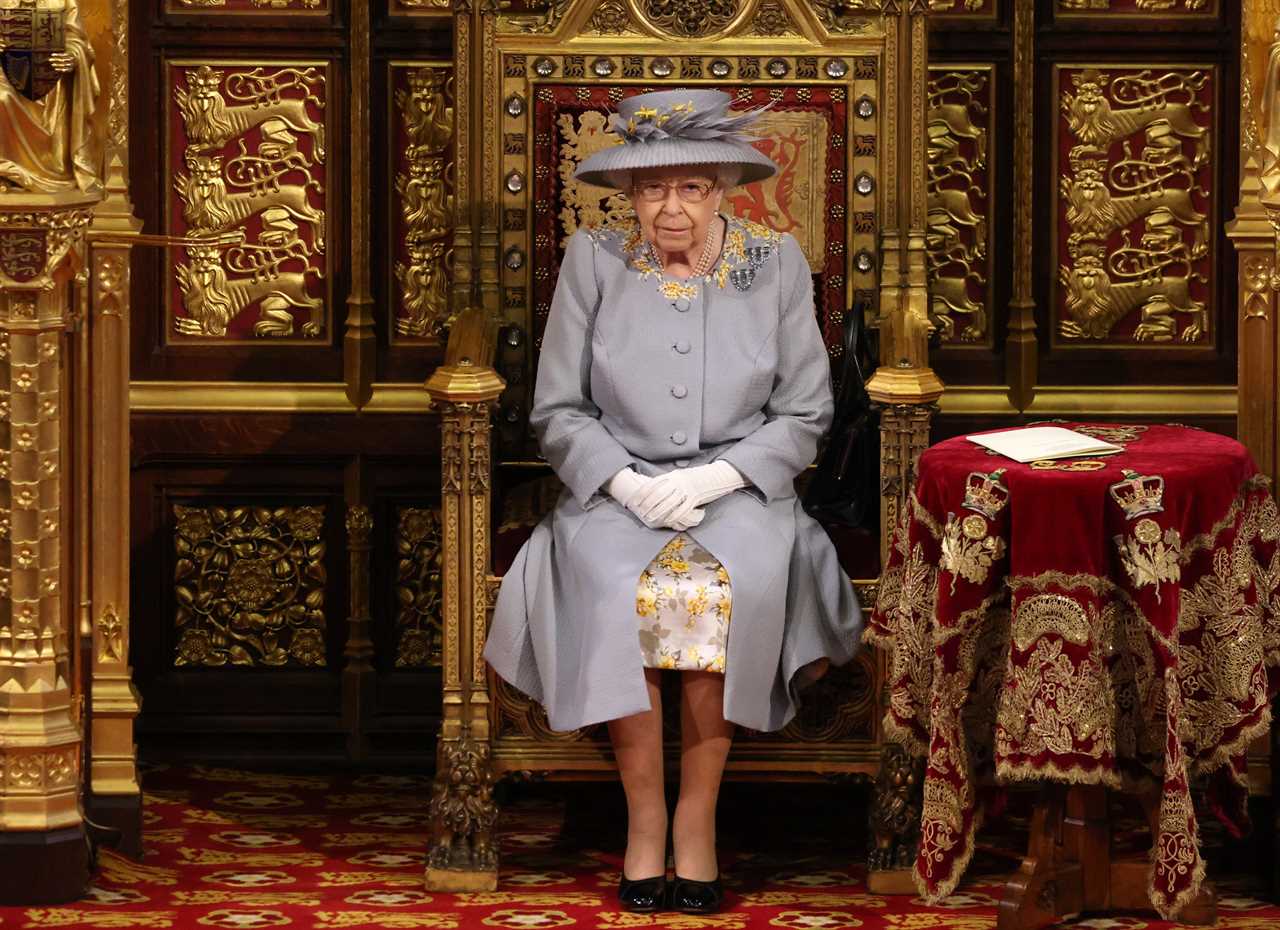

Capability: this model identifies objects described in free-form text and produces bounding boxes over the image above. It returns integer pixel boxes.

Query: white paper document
[965,427,1124,463]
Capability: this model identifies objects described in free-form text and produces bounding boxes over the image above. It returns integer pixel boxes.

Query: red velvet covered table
[867,423,1280,923]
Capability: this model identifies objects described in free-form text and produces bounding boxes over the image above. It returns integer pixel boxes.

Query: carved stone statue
[0,0,101,194]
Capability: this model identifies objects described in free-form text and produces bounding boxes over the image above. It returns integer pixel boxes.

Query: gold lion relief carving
[1057,67,1213,344]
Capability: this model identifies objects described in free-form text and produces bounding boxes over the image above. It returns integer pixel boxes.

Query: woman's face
[630,166,725,257]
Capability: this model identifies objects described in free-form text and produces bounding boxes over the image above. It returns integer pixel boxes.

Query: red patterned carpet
[2,765,1278,929]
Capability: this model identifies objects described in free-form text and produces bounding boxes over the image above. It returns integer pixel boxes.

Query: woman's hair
[712,164,742,189]
[607,163,743,193]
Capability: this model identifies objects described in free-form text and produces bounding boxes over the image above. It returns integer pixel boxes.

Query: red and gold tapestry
[867,424,1280,918]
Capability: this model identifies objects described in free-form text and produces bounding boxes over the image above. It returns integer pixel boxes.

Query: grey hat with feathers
[573,89,778,190]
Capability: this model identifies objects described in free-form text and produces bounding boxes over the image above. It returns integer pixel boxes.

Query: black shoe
[670,874,724,914]
[618,874,667,912]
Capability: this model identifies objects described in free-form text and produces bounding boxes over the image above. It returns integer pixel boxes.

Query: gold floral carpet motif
[0,766,1277,928]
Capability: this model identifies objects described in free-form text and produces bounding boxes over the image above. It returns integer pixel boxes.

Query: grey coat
[485,216,864,733]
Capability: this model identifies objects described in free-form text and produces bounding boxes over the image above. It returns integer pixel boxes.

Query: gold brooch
[1030,459,1108,472]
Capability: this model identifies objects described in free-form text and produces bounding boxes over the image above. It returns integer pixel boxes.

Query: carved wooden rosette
[423,348,504,892]
[171,504,329,668]
[0,196,96,884]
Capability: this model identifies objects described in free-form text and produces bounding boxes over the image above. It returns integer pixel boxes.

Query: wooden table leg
[997,785,1083,930]
[997,784,1217,930]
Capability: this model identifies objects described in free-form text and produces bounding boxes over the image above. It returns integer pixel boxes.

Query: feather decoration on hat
[609,100,774,145]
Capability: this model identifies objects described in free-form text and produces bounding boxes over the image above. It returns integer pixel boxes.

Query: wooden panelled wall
[128,0,454,763]
[929,0,1238,442]
[126,0,1241,763]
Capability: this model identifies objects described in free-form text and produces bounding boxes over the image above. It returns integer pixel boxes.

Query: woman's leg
[606,667,667,879]
[672,670,735,880]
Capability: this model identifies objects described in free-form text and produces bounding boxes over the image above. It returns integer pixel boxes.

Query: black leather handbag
[801,298,880,532]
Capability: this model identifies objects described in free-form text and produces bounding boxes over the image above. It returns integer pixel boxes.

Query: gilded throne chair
[423,0,941,891]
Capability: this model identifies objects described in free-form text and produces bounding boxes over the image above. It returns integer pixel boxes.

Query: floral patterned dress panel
[636,534,731,672]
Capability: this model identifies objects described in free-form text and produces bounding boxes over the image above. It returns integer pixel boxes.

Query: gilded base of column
[87,792,143,860]
[89,677,144,859]
[0,825,89,904]
[425,866,499,892]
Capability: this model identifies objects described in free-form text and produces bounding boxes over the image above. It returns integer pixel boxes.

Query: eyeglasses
[632,180,715,204]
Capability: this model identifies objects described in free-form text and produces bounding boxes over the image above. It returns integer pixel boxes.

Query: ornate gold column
[1232,0,1279,487]
[77,0,144,856]
[424,309,503,892]
[867,0,943,428]
[865,0,940,896]
[0,192,96,902]
[84,169,144,859]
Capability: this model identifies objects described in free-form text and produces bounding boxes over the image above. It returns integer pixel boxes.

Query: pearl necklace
[651,217,722,279]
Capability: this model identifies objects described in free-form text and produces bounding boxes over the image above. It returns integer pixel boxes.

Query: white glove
[605,467,705,530]
[631,461,746,529]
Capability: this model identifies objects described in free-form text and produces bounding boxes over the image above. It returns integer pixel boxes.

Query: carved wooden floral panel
[166,60,330,342]
[173,504,328,668]
[1052,65,1215,348]
[389,63,454,344]
[394,506,444,668]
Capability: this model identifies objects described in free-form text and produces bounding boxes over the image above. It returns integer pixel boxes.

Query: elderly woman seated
[485,89,863,915]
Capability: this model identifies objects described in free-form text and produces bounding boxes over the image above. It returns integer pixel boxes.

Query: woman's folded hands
[605,462,747,531]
